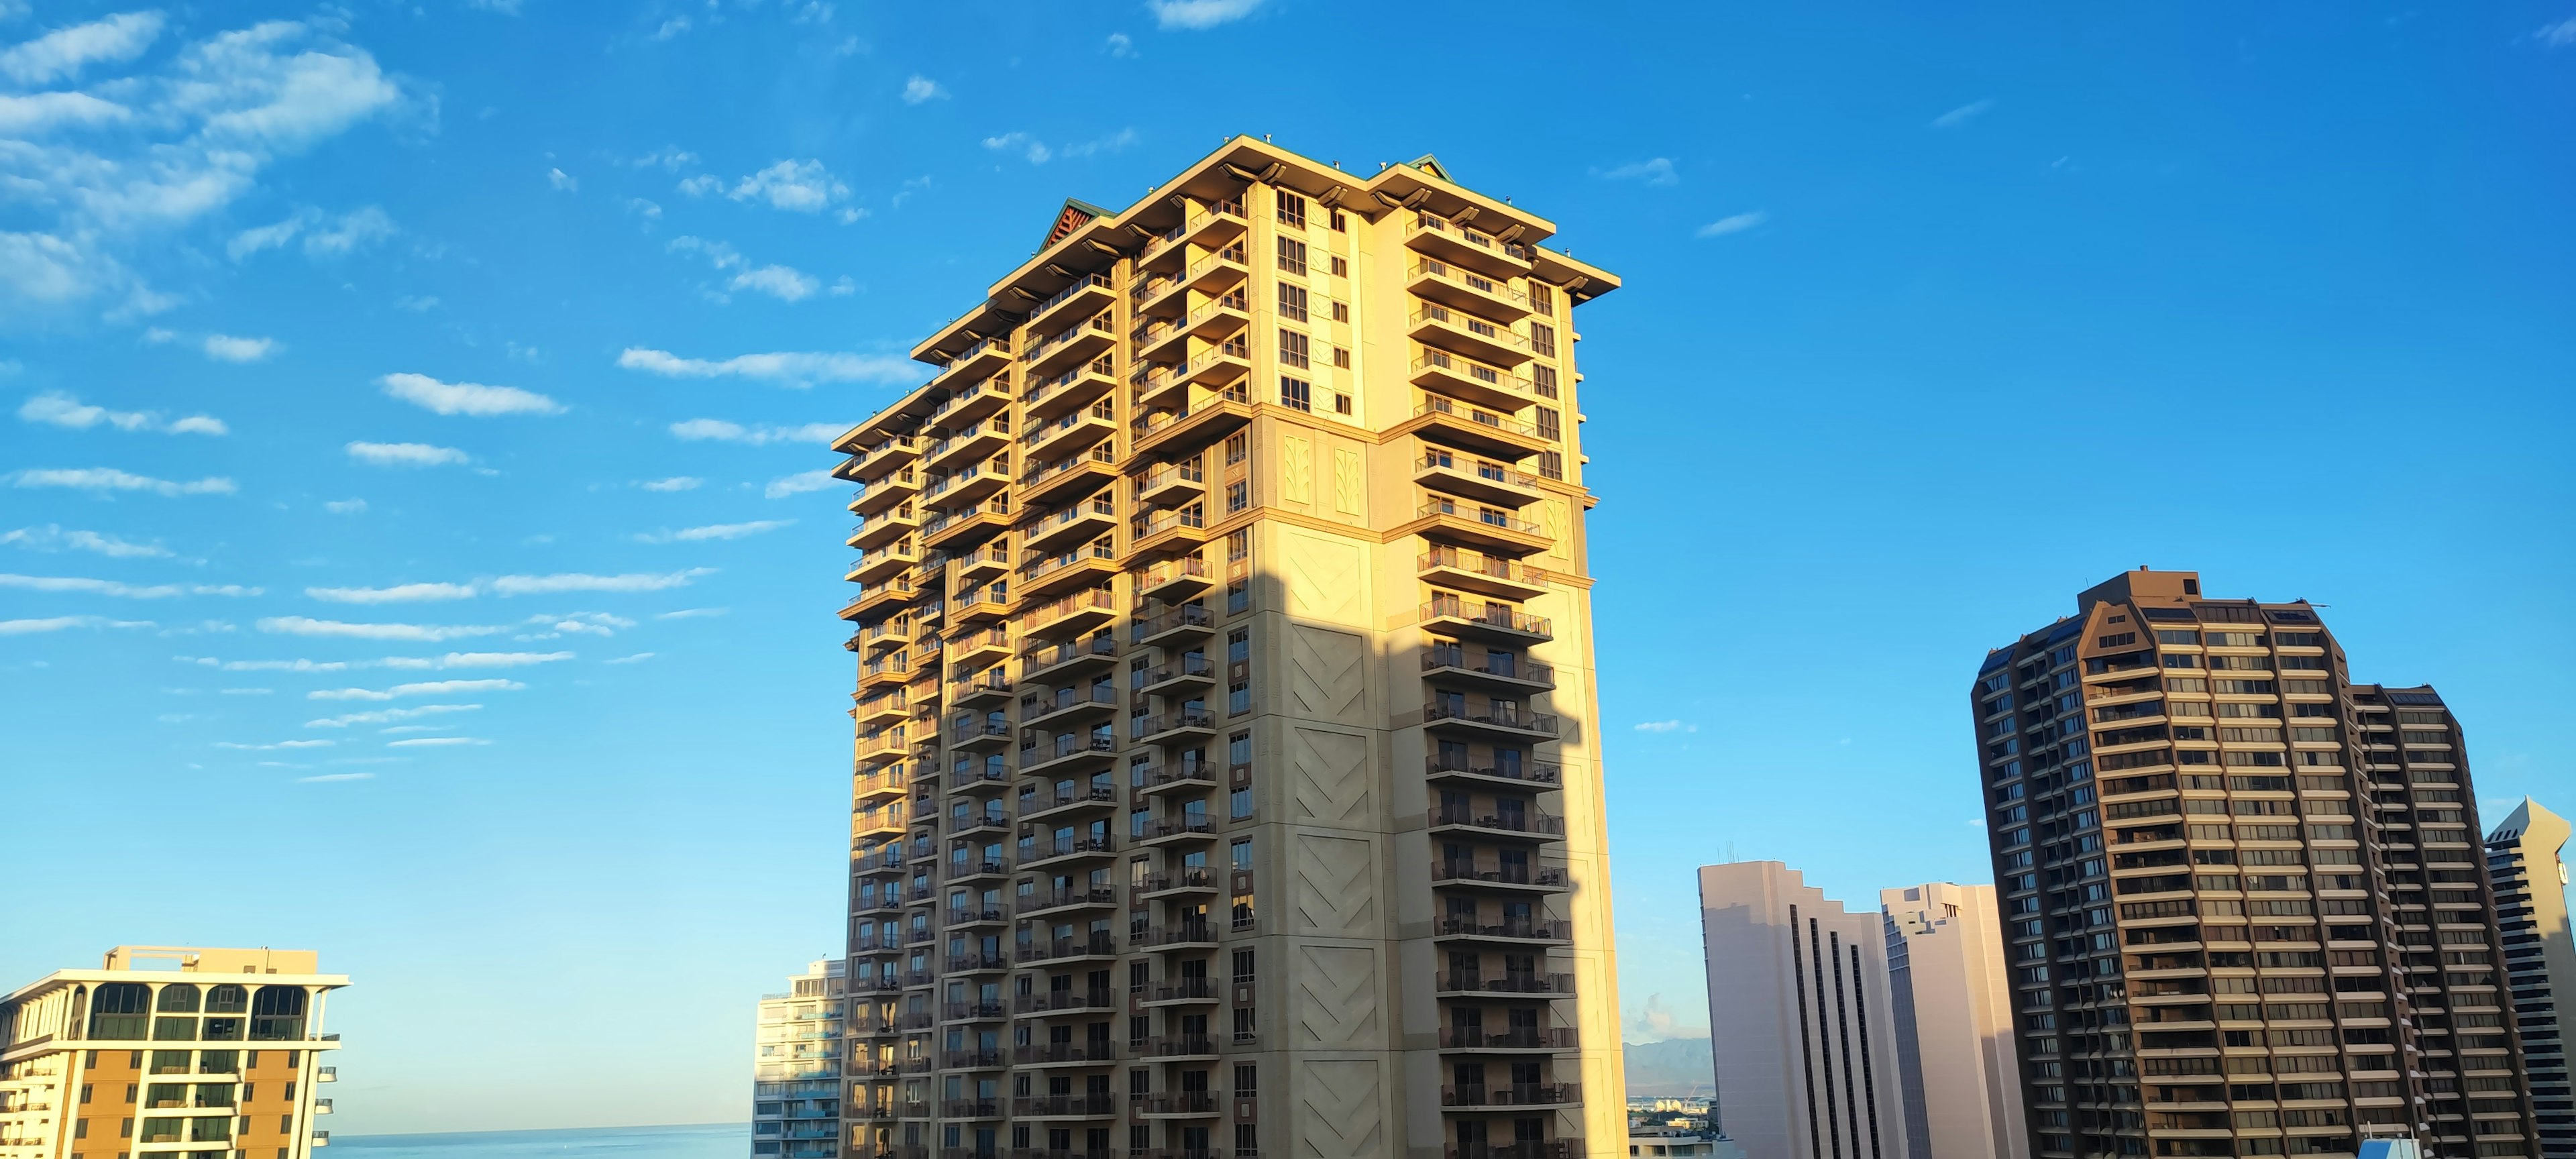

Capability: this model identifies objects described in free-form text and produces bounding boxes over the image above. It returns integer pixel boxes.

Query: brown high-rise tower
[1972,568,2538,1159]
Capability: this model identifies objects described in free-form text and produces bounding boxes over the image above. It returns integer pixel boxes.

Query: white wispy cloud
[20,392,227,435]
[663,235,830,303]
[392,295,439,313]
[655,608,726,620]
[258,616,508,642]
[178,651,573,671]
[765,469,837,498]
[2542,17,2576,47]
[1695,212,1768,238]
[306,582,478,604]
[668,418,847,444]
[620,347,921,388]
[227,206,396,261]
[605,652,655,664]
[2,525,172,559]
[297,772,376,782]
[1149,0,1264,30]
[304,703,482,728]
[325,498,367,514]
[548,166,578,192]
[215,738,335,751]
[1595,158,1677,186]
[637,520,792,543]
[0,614,156,634]
[203,335,280,363]
[488,569,712,595]
[388,736,490,747]
[982,131,1051,164]
[0,573,258,598]
[901,75,945,104]
[10,467,235,496]
[378,372,564,417]
[651,17,690,41]
[345,441,469,467]
[531,612,634,638]
[1633,720,1697,733]
[309,677,524,702]
[728,160,850,212]
[0,11,165,85]
[1059,128,1139,160]
[637,476,702,492]
[1104,32,1135,57]
[1930,99,1996,129]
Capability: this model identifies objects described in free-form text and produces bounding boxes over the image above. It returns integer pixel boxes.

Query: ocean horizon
[334,1122,753,1159]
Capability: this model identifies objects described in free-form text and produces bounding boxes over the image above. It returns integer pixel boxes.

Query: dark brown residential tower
[1972,568,2537,1159]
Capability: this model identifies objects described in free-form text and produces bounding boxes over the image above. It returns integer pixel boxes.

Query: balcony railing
[1018,313,1115,368]
[1424,702,1560,737]
[1423,595,1551,637]
[1135,711,1217,740]
[1012,987,1116,1013]
[1016,889,1117,917]
[1433,918,1573,942]
[1436,1026,1580,1049]
[1130,507,1207,540]
[1410,305,1529,355]
[1431,862,1568,889]
[1414,396,1540,439]
[1436,971,1577,996]
[1419,453,1542,492]
[1024,634,1118,672]
[1430,806,1566,836]
[1133,924,1219,950]
[1422,646,1555,687]
[1132,605,1215,641]
[1407,212,1534,263]
[1418,498,1544,537]
[1016,934,1119,964]
[1439,1083,1580,1108]
[1029,272,1115,325]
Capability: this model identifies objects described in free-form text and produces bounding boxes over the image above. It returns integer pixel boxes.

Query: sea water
[333,1123,751,1159]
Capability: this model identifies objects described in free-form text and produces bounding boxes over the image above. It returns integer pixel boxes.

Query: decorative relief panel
[1291,946,1380,1048]
[1332,447,1362,515]
[1287,626,1364,725]
[1282,434,1313,504]
[1287,723,1371,822]
[1292,833,1375,936]
[1284,531,1361,622]
[1295,1059,1385,1159]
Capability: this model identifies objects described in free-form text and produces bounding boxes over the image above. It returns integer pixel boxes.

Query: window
[1230,838,1253,871]
[1278,376,1311,411]
[1224,433,1247,465]
[1226,481,1247,514]
[1277,282,1308,322]
[1130,810,1150,838]
[1327,209,1346,232]
[1227,681,1249,714]
[1329,255,1347,277]
[1230,787,1252,819]
[1275,237,1307,276]
[1332,346,1350,368]
[1536,451,1562,480]
[1278,329,1310,369]
[1535,407,1561,441]
[1232,950,1255,983]
[1333,392,1352,415]
[1274,190,1307,229]
[1232,1005,1256,1040]
[1330,300,1349,323]
[1527,282,1554,315]
[1226,529,1249,562]
[1531,364,1558,399]
[1228,630,1250,665]
[1226,580,1248,615]
[1527,323,1557,358]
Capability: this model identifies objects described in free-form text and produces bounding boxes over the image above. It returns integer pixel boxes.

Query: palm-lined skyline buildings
[827,137,1622,1159]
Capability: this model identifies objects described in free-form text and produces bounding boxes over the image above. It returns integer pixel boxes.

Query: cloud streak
[619,347,922,388]
[379,373,564,417]
[637,520,792,543]
[345,441,469,467]
[1930,99,1996,129]
[0,573,258,598]
[20,392,226,435]
[10,467,236,496]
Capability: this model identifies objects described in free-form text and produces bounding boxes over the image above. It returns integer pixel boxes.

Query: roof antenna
[1263,133,1272,142]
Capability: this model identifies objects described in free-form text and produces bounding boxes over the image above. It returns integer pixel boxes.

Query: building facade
[1880,882,2028,1159]
[2486,801,2574,1158]
[1972,568,2539,1159]
[0,948,346,1159]
[1697,862,1912,1159]
[759,959,849,1159]
[830,137,1623,1159]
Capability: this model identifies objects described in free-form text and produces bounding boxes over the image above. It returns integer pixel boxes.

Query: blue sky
[5,0,2573,1135]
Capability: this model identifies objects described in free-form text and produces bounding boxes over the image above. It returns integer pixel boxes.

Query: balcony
[1398,396,1548,459]
[1021,313,1117,377]
[1012,1041,1120,1067]
[1138,818,1218,848]
[933,335,1012,390]
[847,541,921,586]
[1022,543,1120,600]
[1422,755,1560,795]
[840,576,916,622]
[1421,594,1553,643]
[1134,763,1218,800]
[853,470,921,517]
[1129,506,1209,553]
[929,377,1011,429]
[1020,733,1118,776]
[1023,356,1120,425]
[852,846,906,876]
[944,857,1012,884]
[1137,1091,1225,1117]
[1431,862,1570,894]
[1021,588,1120,640]
[1440,1084,1580,1110]
[1403,213,1532,278]
[925,461,1011,507]
[949,670,1012,708]
[1171,242,1250,298]
[922,500,1011,551]
[1407,257,1532,321]
[1019,492,1119,555]
[1418,548,1550,602]
[1132,604,1216,646]
[844,435,922,484]
[1136,199,1247,274]
[1022,835,1117,871]
[1130,386,1253,458]
[1407,498,1551,556]
[1137,555,1213,602]
[947,624,1010,668]
[1138,1034,1220,1059]
[855,692,908,728]
[1429,805,1566,842]
[1026,685,1118,731]
[1138,655,1216,696]
[1134,460,1208,507]
[859,656,914,692]
[1134,710,1218,745]
[1012,987,1116,1015]
[1023,785,1120,824]
[1022,634,1119,680]
[1135,294,1247,364]
[1441,1142,1589,1159]
[1017,933,1120,966]
[1414,452,1542,508]
[1409,305,1532,368]
[1423,702,1561,742]
[927,419,1012,474]
[1012,1095,1118,1119]
[1028,272,1118,338]
[1020,402,1117,465]
[1022,449,1120,510]
[949,587,1010,628]
[937,1096,1004,1116]
[1016,889,1118,920]
[1432,918,1574,947]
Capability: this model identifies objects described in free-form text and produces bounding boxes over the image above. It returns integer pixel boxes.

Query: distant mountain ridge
[1623,1037,1715,1098]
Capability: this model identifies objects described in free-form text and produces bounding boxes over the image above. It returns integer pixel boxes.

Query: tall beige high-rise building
[2486,801,2574,1158]
[1972,568,2538,1159]
[757,958,849,1159]
[1879,882,2027,1159]
[830,137,1622,1159]
[1697,862,1912,1159]
[0,948,347,1159]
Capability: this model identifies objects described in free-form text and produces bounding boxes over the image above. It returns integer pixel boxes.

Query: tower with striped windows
[830,139,1623,1159]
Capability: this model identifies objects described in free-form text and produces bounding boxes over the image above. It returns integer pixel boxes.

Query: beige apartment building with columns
[1880,882,2027,1159]
[829,138,1622,1159]
[0,948,346,1159]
